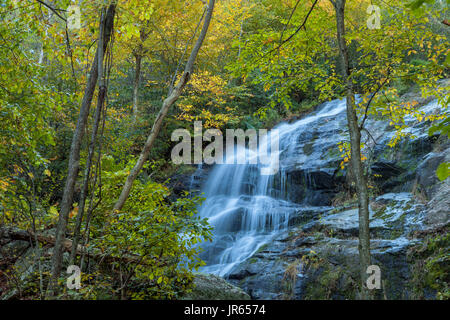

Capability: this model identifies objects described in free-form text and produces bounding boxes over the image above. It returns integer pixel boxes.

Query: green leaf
[436,162,450,181]
[49,206,59,216]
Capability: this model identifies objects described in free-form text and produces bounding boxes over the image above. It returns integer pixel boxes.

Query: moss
[373,206,387,219]
[303,143,314,156]
[282,259,301,299]
[313,232,325,241]
[387,228,404,240]
[176,164,198,175]
[256,243,269,253]
[407,231,450,300]
[303,263,357,300]
[326,146,341,159]
[403,202,413,211]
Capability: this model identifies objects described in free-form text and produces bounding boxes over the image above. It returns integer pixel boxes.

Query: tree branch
[359,75,390,130]
[259,0,319,61]
[35,0,67,22]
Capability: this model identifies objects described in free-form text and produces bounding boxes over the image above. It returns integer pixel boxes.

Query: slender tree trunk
[132,54,142,120]
[70,12,109,265]
[132,27,150,121]
[112,0,216,212]
[69,86,106,265]
[47,4,115,297]
[332,0,371,299]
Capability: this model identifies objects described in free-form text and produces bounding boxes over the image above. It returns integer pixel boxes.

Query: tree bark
[69,86,106,265]
[47,4,115,297]
[69,7,109,265]
[331,0,371,299]
[112,0,216,212]
[132,54,142,120]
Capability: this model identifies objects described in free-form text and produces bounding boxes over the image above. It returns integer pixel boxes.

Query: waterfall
[198,98,348,276]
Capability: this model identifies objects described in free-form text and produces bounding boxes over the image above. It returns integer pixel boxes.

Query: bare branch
[256,0,319,62]
[35,0,67,22]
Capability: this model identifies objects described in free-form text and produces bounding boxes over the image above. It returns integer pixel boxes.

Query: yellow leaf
[69,207,78,219]
[49,206,58,216]
[44,169,51,177]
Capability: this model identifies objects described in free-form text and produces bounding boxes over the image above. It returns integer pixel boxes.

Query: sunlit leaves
[85,159,212,299]
[436,162,450,181]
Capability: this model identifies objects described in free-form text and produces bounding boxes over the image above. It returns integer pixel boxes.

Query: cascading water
[198,98,348,276]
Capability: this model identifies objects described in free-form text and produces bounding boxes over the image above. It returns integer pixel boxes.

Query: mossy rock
[181,273,250,300]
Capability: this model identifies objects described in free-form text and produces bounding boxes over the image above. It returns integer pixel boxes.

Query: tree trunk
[332,0,371,299]
[69,9,109,265]
[47,4,115,297]
[112,0,216,212]
[132,54,142,120]
[69,85,106,265]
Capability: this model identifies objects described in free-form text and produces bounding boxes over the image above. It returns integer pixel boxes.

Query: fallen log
[0,227,150,265]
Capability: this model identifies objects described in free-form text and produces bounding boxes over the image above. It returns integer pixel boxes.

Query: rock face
[182,273,250,300]
[196,84,449,300]
[226,192,426,299]
[423,147,450,228]
[225,186,448,300]
[167,164,211,200]
[416,151,446,199]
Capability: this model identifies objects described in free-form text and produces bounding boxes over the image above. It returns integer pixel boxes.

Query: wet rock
[283,169,340,204]
[299,237,416,299]
[307,171,336,190]
[423,147,450,227]
[167,165,211,199]
[408,134,439,157]
[288,207,326,227]
[226,192,430,300]
[293,236,317,247]
[416,152,446,199]
[227,269,256,280]
[303,190,335,206]
[371,161,405,181]
[167,173,193,199]
[182,273,250,300]
[227,254,288,300]
[319,208,387,237]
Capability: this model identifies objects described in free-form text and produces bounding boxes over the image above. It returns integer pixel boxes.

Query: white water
[198,98,347,276]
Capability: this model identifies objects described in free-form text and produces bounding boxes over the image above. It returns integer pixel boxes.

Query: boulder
[416,151,446,199]
[423,148,450,227]
[182,273,250,300]
[0,240,30,261]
